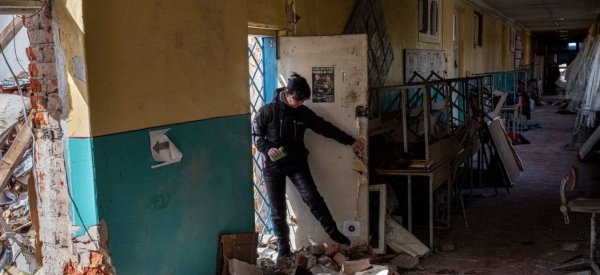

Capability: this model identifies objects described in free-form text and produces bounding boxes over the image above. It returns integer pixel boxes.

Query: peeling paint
[72,55,86,82]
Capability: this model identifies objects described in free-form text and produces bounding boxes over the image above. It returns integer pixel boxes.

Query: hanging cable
[13,15,29,77]
[22,0,49,19]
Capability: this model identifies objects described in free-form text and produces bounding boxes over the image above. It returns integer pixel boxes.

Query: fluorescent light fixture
[539,17,564,21]
[529,4,558,8]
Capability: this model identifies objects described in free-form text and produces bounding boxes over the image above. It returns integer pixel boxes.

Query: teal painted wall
[91,114,254,274]
[66,138,100,236]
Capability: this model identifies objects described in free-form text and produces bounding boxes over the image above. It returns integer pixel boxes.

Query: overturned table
[377,157,454,249]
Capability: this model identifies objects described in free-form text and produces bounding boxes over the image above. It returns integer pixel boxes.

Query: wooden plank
[0,122,32,191]
[487,119,523,184]
[216,233,258,275]
[432,160,452,191]
[0,15,24,51]
[578,124,600,161]
[27,173,42,265]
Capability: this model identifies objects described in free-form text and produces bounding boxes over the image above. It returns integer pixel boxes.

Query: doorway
[248,35,277,239]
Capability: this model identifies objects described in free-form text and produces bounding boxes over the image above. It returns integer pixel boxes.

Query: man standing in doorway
[252,73,364,257]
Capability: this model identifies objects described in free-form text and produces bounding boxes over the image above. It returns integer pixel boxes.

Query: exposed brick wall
[24,2,113,274]
[23,4,71,274]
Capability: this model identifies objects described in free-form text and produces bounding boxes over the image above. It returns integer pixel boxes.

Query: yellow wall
[58,0,536,137]
[55,0,91,138]
[290,0,534,84]
[521,31,533,65]
[79,0,248,137]
[295,0,358,36]
[248,0,286,29]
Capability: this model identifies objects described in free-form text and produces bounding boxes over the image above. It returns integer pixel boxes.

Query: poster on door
[312,67,335,103]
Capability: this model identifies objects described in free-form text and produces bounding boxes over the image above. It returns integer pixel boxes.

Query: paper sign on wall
[149,129,183,169]
[312,67,335,103]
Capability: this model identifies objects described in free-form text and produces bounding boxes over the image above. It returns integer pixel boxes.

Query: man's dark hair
[286,72,311,101]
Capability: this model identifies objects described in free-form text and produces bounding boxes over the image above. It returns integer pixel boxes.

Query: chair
[555,166,600,274]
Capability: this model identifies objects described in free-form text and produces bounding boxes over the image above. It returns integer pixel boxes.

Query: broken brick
[333,252,347,265]
[325,243,341,257]
[295,255,308,269]
[90,251,104,266]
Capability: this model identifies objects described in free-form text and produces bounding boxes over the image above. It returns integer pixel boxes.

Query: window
[419,0,441,43]
[568,42,577,51]
[474,11,483,47]
[430,1,438,36]
[419,0,429,33]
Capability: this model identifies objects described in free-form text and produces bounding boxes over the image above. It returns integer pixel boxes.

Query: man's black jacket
[252,88,355,165]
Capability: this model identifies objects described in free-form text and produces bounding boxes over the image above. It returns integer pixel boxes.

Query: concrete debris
[354,265,392,275]
[438,239,456,252]
[257,242,380,274]
[324,243,342,258]
[385,216,430,257]
[390,253,419,270]
[252,238,426,275]
[229,258,263,275]
[261,234,278,248]
[539,250,581,263]
[5,266,27,275]
[340,258,371,274]
[332,252,347,265]
[309,244,326,255]
[306,255,317,270]
[309,264,339,274]
[562,242,580,252]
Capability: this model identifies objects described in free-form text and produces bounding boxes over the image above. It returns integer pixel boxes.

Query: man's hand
[352,140,364,151]
[268,148,280,159]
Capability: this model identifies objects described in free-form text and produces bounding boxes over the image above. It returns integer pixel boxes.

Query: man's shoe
[328,230,351,246]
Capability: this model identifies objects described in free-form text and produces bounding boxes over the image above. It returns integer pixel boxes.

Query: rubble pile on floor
[0,92,38,274]
[247,241,428,275]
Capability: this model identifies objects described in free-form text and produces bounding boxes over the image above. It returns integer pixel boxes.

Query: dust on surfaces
[342,89,359,107]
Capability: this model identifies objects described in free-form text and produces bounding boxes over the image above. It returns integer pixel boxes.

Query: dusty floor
[409,96,600,275]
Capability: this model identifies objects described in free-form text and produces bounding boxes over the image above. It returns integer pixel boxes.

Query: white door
[278,35,370,247]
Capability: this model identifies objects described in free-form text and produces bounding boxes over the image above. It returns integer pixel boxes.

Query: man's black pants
[264,160,339,247]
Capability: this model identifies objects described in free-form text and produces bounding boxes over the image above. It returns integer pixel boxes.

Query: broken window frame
[418,0,442,44]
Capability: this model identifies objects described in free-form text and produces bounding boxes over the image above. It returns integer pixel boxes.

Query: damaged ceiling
[478,0,600,40]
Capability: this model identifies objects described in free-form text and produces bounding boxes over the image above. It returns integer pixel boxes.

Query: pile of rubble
[0,92,39,274]
[229,241,423,275]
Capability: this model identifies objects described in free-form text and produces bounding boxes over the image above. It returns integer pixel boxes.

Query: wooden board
[0,122,32,191]
[487,119,523,184]
[578,124,600,161]
[216,233,259,275]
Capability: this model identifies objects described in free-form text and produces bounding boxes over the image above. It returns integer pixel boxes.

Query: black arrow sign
[153,141,170,153]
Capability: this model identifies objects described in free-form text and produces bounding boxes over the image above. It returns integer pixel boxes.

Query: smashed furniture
[561,21,600,151]
[0,94,38,274]
[556,167,600,274]
[368,73,524,249]
[255,240,418,275]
